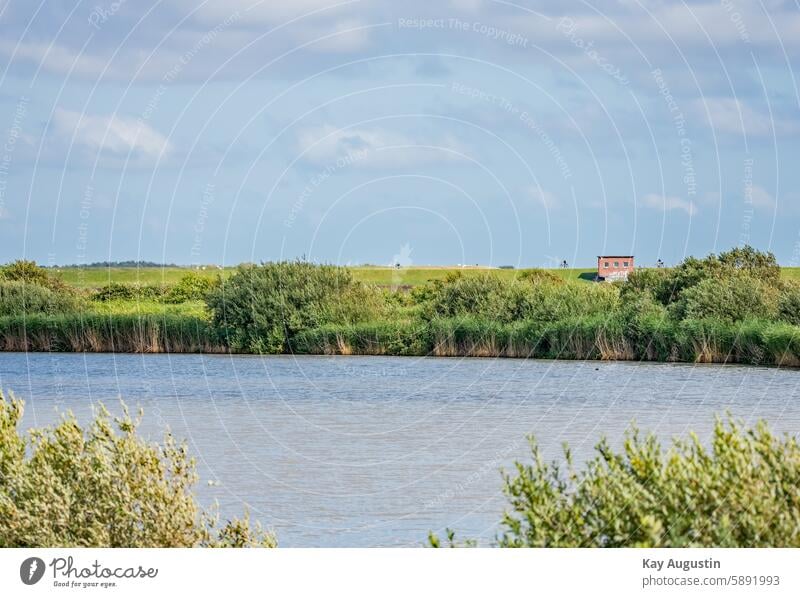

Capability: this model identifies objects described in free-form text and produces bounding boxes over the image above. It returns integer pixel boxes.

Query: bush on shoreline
[431,418,800,547]
[0,391,275,547]
[207,261,386,353]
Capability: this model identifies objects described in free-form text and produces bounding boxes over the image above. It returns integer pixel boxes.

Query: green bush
[672,275,777,322]
[778,281,800,325]
[92,282,170,302]
[0,260,69,293]
[624,246,780,309]
[517,280,619,323]
[0,281,83,316]
[718,245,781,284]
[433,418,800,547]
[516,268,565,285]
[418,273,510,321]
[206,261,385,353]
[0,391,275,547]
[416,272,620,324]
[164,272,218,303]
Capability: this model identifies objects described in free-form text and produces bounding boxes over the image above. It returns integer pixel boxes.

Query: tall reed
[0,313,223,353]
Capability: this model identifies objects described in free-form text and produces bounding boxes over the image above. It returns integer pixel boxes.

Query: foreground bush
[0,391,275,547]
[433,418,800,547]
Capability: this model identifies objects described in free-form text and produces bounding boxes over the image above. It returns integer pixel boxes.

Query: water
[1,352,799,547]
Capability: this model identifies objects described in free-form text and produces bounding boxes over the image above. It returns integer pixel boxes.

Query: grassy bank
[50,265,597,289]
[46,263,800,289]
[291,317,800,366]
[0,313,222,353]
[3,248,800,365]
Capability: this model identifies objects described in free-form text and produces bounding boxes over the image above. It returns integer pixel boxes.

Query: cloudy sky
[0,0,798,267]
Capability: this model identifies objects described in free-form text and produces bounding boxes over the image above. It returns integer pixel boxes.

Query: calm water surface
[1,353,799,547]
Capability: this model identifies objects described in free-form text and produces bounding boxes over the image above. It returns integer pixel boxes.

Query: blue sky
[0,0,798,267]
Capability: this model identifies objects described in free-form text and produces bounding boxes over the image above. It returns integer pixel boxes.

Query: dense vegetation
[207,262,385,353]
[0,390,275,547]
[2,246,800,365]
[431,417,800,547]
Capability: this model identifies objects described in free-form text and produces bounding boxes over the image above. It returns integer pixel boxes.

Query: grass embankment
[52,265,597,288]
[50,264,800,289]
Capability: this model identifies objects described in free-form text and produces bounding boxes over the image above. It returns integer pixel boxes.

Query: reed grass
[0,313,223,353]
[290,316,800,366]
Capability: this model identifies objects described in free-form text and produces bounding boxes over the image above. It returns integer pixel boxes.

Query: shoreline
[0,349,795,371]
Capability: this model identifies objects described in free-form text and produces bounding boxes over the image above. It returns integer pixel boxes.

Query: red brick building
[597,255,634,281]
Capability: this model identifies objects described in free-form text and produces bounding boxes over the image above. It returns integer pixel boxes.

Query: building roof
[597,255,634,258]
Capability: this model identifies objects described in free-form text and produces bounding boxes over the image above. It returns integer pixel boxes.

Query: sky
[0,0,798,268]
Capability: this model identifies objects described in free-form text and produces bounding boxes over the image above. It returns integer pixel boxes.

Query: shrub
[621,268,673,304]
[206,261,384,353]
[625,247,781,309]
[672,275,777,322]
[92,282,169,302]
[0,260,74,294]
[418,273,510,321]
[0,281,83,316]
[718,245,781,285]
[0,391,275,547]
[416,273,620,324]
[516,280,619,323]
[517,268,564,285]
[778,281,800,325]
[432,418,800,547]
[164,272,217,303]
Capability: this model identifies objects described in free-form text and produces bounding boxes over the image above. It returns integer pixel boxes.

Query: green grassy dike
[2,247,800,366]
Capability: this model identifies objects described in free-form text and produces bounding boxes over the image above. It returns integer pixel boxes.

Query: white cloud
[513,2,800,48]
[695,98,776,136]
[642,193,697,216]
[0,40,108,78]
[53,109,172,160]
[529,187,559,210]
[296,124,467,166]
[296,18,373,52]
[748,184,775,209]
[297,124,404,162]
[171,0,347,25]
